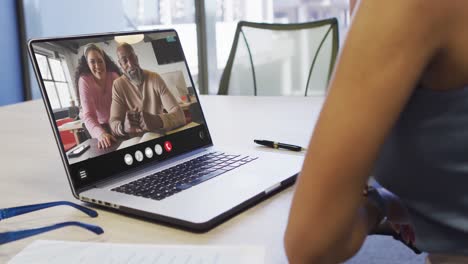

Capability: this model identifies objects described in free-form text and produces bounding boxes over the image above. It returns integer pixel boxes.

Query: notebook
[9,240,265,264]
[28,29,303,231]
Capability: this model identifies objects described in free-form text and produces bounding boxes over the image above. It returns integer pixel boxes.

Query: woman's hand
[379,188,416,245]
[98,133,116,149]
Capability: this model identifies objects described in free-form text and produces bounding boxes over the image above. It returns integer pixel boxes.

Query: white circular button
[145,147,153,158]
[135,150,144,162]
[154,144,163,155]
[124,154,133,165]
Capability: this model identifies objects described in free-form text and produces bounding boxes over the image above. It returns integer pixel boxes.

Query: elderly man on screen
[109,42,186,137]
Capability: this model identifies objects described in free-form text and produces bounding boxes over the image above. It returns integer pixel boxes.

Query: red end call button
[164,141,172,152]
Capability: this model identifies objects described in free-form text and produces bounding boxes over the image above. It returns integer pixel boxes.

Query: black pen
[254,139,306,152]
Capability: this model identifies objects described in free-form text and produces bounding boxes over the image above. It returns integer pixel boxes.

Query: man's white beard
[126,68,143,87]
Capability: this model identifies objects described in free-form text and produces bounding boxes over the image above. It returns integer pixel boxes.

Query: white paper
[8,240,265,264]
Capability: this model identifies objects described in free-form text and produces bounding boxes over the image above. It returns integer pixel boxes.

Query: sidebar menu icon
[79,169,87,179]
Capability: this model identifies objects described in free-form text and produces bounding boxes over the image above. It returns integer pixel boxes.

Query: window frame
[35,51,73,112]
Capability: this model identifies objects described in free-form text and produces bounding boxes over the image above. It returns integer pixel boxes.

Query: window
[123,0,198,86]
[23,0,347,97]
[23,0,197,99]
[35,53,73,109]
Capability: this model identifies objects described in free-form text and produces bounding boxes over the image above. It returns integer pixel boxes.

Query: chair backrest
[218,18,339,96]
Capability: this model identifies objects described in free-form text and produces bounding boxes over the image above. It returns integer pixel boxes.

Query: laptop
[28,29,303,232]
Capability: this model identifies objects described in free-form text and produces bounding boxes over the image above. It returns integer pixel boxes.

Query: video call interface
[31,31,211,188]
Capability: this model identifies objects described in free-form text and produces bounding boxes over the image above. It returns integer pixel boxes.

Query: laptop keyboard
[111,152,257,201]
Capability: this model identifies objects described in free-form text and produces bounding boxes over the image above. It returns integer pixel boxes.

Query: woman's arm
[78,77,106,139]
[284,1,452,263]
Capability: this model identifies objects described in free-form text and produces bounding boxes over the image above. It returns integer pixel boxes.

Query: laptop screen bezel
[27,29,214,196]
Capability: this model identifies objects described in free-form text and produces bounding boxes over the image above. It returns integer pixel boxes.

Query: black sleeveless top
[374,86,468,254]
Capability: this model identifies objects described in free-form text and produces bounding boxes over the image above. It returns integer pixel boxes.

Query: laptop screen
[29,30,212,190]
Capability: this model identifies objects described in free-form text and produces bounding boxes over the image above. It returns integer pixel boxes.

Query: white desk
[0,95,324,263]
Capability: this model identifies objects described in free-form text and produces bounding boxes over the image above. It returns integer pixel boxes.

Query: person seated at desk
[284,1,468,264]
[76,43,121,149]
[109,42,186,138]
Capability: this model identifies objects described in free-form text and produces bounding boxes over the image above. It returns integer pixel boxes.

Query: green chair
[218,18,339,96]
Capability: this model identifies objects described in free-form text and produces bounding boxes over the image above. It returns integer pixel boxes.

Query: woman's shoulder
[78,74,95,90]
[108,71,120,80]
[357,0,464,28]
[112,74,126,85]
[352,0,466,55]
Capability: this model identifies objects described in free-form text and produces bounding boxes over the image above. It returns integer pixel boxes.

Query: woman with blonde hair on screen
[75,43,121,149]
[284,0,468,263]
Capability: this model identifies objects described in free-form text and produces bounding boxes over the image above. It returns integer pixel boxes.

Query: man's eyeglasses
[0,201,104,245]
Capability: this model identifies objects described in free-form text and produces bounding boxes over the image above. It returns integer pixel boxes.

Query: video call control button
[145,147,153,158]
[135,150,144,162]
[78,169,88,179]
[124,154,133,165]
[164,141,172,152]
[154,144,163,155]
